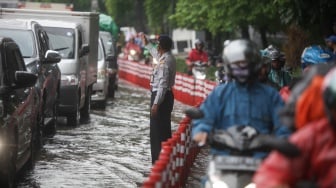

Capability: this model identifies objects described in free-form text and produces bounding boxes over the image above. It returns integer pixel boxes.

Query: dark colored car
[99,31,118,98]
[0,37,39,187]
[0,19,61,137]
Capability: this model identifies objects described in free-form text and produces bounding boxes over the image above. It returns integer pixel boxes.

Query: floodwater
[16,79,209,188]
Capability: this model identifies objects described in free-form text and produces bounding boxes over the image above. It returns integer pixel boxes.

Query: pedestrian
[192,39,292,158]
[141,33,176,164]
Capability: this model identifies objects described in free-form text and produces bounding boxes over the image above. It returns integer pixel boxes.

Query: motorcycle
[192,61,208,80]
[185,108,300,188]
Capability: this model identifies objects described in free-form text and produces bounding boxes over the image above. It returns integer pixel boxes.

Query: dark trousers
[150,90,174,164]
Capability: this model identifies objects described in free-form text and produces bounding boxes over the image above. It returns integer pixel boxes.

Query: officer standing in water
[141,33,176,164]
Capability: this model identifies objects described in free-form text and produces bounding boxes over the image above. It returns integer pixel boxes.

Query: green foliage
[105,0,135,27]
[144,0,172,33]
[176,57,188,73]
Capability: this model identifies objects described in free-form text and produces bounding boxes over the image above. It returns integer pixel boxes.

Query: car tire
[108,76,116,98]
[46,92,59,136]
[27,127,37,170]
[80,86,91,123]
[67,100,79,126]
[96,99,106,109]
[36,112,44,148]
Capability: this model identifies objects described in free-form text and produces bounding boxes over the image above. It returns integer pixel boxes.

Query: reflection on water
[17,79,206,188]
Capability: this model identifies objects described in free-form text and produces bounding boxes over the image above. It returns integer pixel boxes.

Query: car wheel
[27,127,37,170]
[0,136,17,188]
[67,100,79,126]
[46,93,58,136]
[96,99,106,109]
[108,77,116,98]
[36,112,44,148]
[80,86,91,123]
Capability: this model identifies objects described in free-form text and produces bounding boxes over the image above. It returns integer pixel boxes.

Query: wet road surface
[16,79,208,188]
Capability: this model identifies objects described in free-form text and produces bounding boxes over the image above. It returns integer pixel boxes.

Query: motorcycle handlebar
[184,107,301,158]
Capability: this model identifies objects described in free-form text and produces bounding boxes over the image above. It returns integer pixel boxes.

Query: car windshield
[43,27,75,59]
[98,40,103,61]
[100,34,115,56]
[0,29,35,58]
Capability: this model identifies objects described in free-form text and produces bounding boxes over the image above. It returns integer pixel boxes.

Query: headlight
[61,75,78,86]
[130,49,137,55]
[0,100,3,118]
[205,179,229,188]
[0,138,3,152]
[245,183,256,188]
[208,174,229,188]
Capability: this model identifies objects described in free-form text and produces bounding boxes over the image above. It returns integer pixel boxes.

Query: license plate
[213,156,261,171]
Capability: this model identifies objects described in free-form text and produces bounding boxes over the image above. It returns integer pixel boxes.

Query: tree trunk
[240,25,250,39]
[134,0,147,32]
[259,26,268,48]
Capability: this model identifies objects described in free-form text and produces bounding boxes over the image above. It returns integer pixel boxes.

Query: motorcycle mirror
[184,107,204,119]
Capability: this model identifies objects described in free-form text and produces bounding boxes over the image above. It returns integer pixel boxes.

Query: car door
[36,25,60,117]
[3,40,36,160]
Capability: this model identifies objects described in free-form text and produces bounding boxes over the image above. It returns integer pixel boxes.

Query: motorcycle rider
[123,35,142,61]
[253,67,336,188]
[263,45,292,90]
[192,39,292,157]
[186,39,209,75]
[279,45,335,130]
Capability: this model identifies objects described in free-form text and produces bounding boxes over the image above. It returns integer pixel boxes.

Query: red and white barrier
[118,59,216,187]
[118,59,216,106]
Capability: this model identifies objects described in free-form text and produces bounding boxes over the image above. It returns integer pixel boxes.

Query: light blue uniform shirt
[146,44,176,105]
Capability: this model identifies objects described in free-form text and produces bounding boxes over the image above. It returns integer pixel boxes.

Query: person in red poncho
[253,66,336,188]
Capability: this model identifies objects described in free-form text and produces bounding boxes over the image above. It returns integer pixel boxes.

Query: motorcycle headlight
[207,175,229,188]
[245,183,256,188]
[206,179,229,188]
[130,49,136,55]
[61,74,78,86]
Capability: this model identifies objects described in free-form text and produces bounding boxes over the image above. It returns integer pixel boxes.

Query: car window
[98,40,103,61]
[4,42,25,85]
[38,29,50,55]
[100,33,115,56]
[0,29,35,58]
[43,27,75,59]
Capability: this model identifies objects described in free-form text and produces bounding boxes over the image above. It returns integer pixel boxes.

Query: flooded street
[16,79,207,188]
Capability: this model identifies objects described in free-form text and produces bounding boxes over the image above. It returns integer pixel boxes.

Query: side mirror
[79,44,90,57]
[106,54,115,62]
[14,71,38,88]
[44,50,61,64]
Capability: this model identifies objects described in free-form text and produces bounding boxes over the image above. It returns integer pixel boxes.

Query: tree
[105,0,147,32]
[144,0,175,34]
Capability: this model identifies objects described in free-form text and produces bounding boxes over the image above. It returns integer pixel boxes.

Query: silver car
[92,37,111,108]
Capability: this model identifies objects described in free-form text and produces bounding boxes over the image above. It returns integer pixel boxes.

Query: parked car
[0,19,62,137]
[0,37,39,188]
[0,9,99,126]
[99,31,118,98]
[92,37,111,108]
